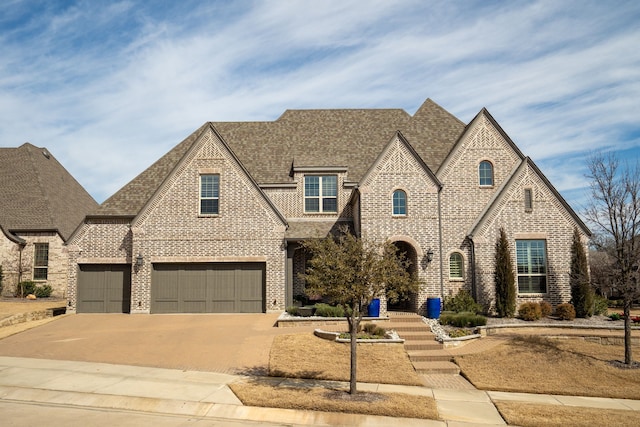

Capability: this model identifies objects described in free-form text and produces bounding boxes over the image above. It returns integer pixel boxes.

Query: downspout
[437,190,444,299]
[468,235,477,302]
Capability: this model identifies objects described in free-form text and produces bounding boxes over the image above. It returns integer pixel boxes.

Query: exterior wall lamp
[136,253,144,267]
[426,249,434,263]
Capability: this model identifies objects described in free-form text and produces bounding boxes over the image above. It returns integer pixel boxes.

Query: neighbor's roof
[0,143,98,240]
[96,99,466,217]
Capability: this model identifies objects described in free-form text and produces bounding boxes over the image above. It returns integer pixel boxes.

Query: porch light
[426,249,434,263]
[136,253,144,267]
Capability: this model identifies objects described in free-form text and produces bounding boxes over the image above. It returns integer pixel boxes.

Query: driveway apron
[0,313,315,375]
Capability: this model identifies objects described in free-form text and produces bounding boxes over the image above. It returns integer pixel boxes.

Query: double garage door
[76,262,265,314]
[151,263,265,313]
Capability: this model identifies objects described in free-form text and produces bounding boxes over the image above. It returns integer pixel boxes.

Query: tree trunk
[347,308,360,395]
[624,298,633,365]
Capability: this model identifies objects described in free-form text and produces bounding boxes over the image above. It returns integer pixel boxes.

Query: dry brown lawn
[0,298,66,319]
[230,380,438,419]
[495,401,638,427]
[269,333,424,386]
[456,335,640,399]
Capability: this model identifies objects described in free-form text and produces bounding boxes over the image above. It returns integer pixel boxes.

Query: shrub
[608,312,622,321]
[494,228,516,318]
[362,323,386,337]
[286,306,299,316]
[440,312,487,328]
[15,281,37,297]
[555,303,576,321]
[443,289,482,314]
[518,302,542,321]
[593,295,609,316]
[570,227,594,317]
[34,284,52,298]
[313,303,345,317]
[0,265,3,295]
[539,301,552,317]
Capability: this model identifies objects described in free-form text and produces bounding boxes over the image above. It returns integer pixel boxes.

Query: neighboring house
[0,143,98,298]
[66,99,590,314]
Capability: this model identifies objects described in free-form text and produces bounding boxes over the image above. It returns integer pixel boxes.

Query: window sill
[392,215,407,218]
[449,278,464,282]
[518,293,548,297]
[198,214,220,218]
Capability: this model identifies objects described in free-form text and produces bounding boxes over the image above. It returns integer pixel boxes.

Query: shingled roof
[0,143,98,240]
[97,98,466,217]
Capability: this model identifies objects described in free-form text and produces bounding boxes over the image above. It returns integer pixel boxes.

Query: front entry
[387,240,418,311]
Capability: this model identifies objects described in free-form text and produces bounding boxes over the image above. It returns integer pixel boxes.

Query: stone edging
[0,307,66,328]
[313,328,405,344]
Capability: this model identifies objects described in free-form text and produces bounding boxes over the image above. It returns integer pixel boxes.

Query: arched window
[449,252,464,279]
[479,161,493,186]
[392,190,407,216]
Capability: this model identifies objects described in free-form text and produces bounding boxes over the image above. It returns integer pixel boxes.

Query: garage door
[151,263,265,313]
[77,264,131,313]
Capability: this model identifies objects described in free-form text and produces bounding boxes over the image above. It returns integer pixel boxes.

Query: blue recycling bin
[427,297,441,319]
[367,298,380,317]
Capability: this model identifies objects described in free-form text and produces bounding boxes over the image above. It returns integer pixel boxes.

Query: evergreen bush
[569,228,594,317]
[15,281,37,297]
[440,311,487,327]
[443,289,482,314]
[34,284,52,298]
[593,295,609,316]
[494,228,516,317]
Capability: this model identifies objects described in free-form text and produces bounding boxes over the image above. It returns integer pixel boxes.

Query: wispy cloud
[0,0,638,208]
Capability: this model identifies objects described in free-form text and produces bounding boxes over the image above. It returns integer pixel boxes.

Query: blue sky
[1,1,639,213]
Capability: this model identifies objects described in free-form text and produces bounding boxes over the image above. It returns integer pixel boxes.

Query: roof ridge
[24,143,57,230]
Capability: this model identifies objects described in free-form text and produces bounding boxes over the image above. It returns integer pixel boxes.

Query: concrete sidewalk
[2,356,638,426]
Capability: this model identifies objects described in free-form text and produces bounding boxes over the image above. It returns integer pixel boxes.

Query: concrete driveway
[0,313,317,375]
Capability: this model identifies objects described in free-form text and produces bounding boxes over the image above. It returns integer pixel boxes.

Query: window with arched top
[479,161,494,186]
[392,190,407,216]
[449,252,464,279]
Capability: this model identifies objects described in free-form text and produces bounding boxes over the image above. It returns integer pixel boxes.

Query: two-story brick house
[65,99,589,314]
[0,143,98,298]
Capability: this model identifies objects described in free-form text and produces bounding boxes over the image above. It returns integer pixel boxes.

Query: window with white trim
[516,240,547,293]
[479,161,494,186]
[304,175,337,213]
[200,174,219,215]
[449,252,463,279]
[33,243,49,280]
[392,190,407,216]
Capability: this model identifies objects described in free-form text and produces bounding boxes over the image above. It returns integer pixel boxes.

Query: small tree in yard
[495,227,516,318]
[570,227,594,317]
[301,229,421,394]
[585,152,640,366]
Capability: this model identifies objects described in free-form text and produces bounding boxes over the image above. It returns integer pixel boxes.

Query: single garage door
[77,264,131,313]
[151,262,265,313]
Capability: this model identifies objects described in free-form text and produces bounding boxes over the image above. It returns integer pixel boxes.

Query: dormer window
[479,161,494,187]
[392,190,407,216]
[304,175,337,213]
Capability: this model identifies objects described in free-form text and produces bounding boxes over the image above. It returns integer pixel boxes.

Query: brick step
[387,315,424,324]
[408,349,452,362]
[398,331,437,341]
[404,341,443,351]
[412,361,460,375]
[386,323,431,332]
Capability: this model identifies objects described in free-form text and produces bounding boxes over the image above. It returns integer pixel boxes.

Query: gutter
[438,190,444,298]
[468,235,477,301]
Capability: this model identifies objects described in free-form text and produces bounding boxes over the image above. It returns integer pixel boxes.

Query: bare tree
[585,152,640,365]
[301,229,420,394]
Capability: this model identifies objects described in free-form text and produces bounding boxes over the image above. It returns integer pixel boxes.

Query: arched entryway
[387,240,419,312]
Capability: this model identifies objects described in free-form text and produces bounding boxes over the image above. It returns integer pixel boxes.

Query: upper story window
[479,161,494,186]
[200,174,219,215]
[33,243,49,280]
[449,252,463,279]
[304,175,337,213]
[392,190,407,216]
[516,240,547,293]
